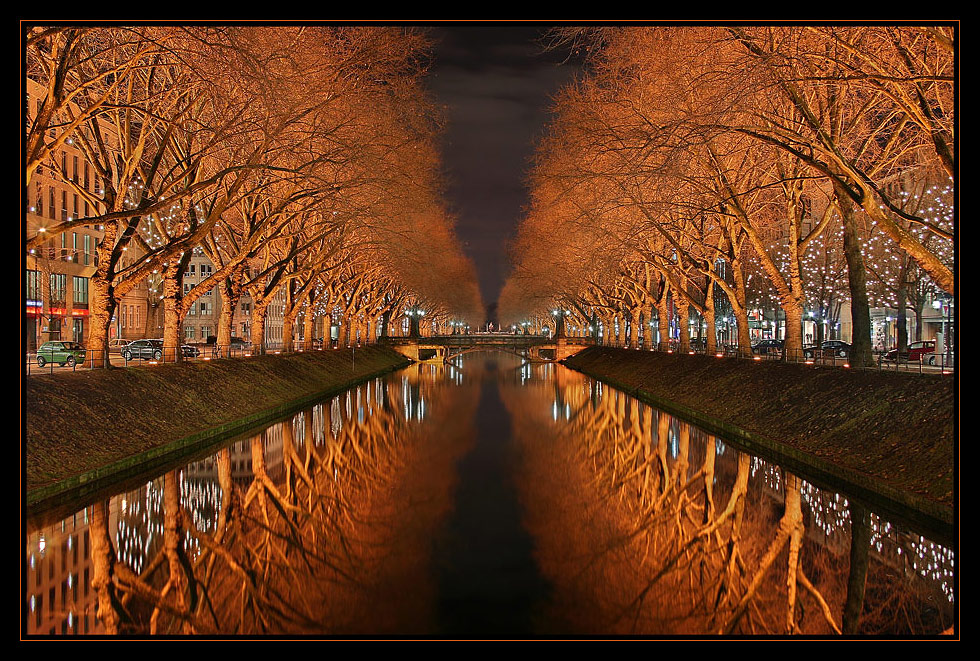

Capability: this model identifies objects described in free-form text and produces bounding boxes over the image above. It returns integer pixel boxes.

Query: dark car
[885,340,937,365]
[751,339,784,356]
[803,340,851,359]
[181,344,201,358]
[121,339,164,361]
[35,340,86,368]
[228,337,251,353]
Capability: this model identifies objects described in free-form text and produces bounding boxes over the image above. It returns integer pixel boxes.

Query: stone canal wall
[25,346,411,509]
[562,347,955,540]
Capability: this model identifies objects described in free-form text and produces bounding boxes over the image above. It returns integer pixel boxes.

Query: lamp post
[932,293,954,367]
[405,305,424,338]
[551,308,570,339]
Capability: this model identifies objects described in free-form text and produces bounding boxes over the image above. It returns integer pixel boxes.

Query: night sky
[426,25,581,319]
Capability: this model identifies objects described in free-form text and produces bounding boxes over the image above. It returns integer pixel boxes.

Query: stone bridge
[379,334,594,363]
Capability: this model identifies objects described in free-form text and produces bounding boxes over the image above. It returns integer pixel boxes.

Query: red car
[884,340,937,365]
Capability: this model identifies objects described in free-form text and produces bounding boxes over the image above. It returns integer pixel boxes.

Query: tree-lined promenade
[500,26,955,366]
[26,26,483,365]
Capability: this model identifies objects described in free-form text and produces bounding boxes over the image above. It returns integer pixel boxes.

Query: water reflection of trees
[86,367,476,635]
[506,364,954,636]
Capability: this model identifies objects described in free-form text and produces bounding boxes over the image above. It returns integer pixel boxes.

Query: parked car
[803,340,851,359]
[35,341,86,368]
[121,339,164,361]
[751,339,784,356]
[108,338,130,353]
[884,340,937,365]
[181,344,201,358]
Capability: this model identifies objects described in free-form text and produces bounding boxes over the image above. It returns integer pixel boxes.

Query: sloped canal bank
[25,345,411,511]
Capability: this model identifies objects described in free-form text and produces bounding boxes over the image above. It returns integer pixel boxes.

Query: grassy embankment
[562,346,956,537]
[25,345,410,509]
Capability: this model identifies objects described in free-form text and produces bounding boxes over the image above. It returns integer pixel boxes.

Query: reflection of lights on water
[560,379,956,607]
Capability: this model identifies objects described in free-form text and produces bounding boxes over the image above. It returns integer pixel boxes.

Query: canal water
[24,352,955,637]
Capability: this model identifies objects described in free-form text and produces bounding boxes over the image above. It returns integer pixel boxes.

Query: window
[48,187,55,219]
[134,306,141,331]
[61,190,68,220]
[84,162,90,190]
[200,263,212,277]
[50,274,66,304]
[72,277,88,305]
[185,326,196,340]
[26,270,41,302]
[199,301,213,316]
[121,305,127,328]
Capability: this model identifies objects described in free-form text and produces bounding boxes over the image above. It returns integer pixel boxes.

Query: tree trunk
[782,303,804,362]
[251,303,269,355]
[89,500,127,633]
[86,222,120,368]
[303,308,316,351]
[217,276,241,357]
[836,185,875,367]
[641,310,653,350]
[843,501,871,634]
[656,300,671,351]
[676,297,691,353]
[282,313,295,353]
[161,271,184,364]
[704,280,717,354]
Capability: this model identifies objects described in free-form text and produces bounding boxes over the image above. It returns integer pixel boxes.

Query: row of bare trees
[500,26,954,365]
[25,25,482,364]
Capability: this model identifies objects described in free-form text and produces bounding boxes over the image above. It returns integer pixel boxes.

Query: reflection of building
[25,79,103,353]
[25,509,109,635]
